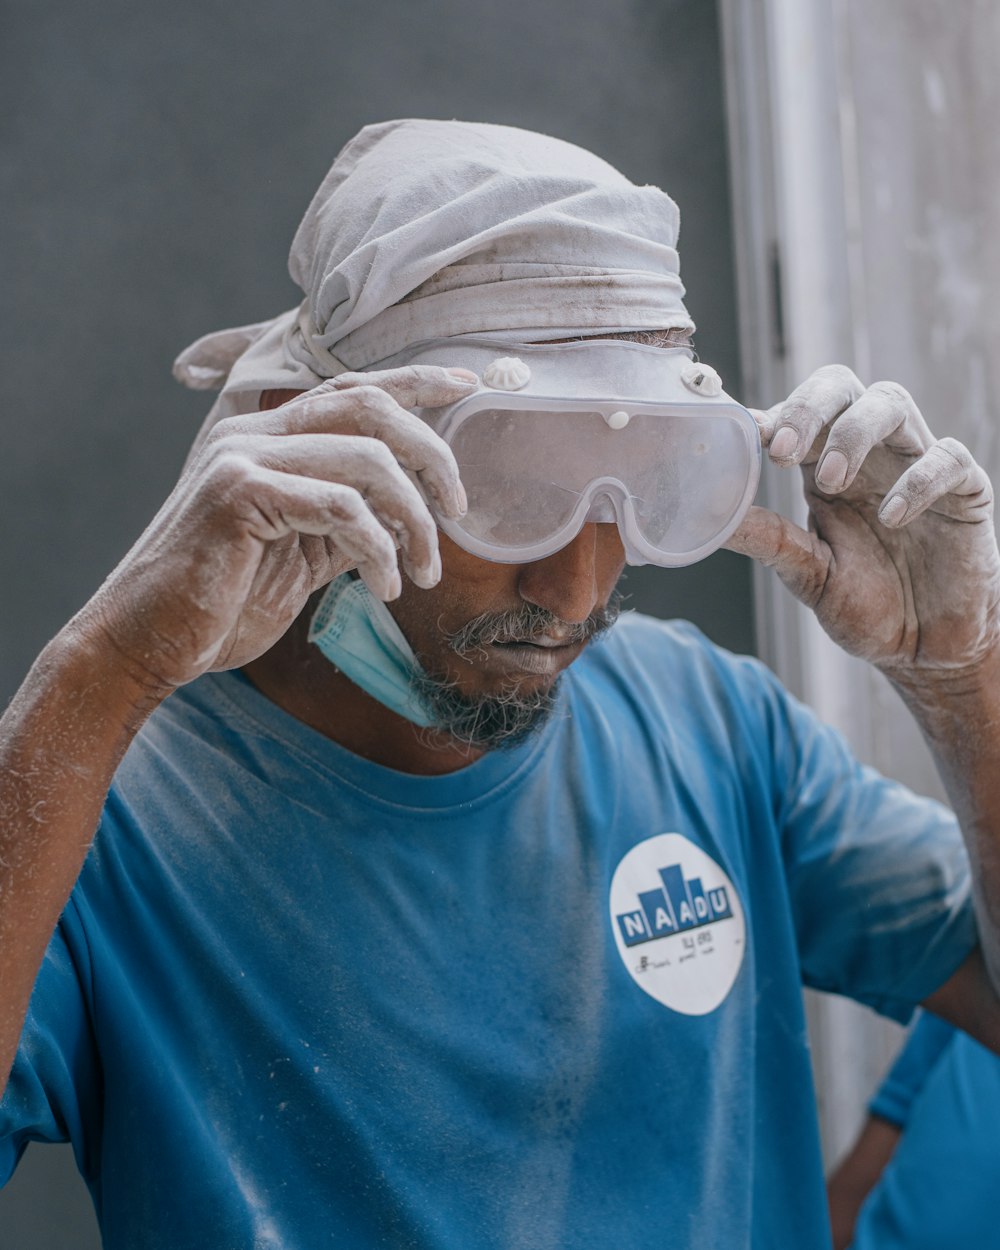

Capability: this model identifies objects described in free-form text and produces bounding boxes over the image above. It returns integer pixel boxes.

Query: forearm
[827,1115,901,1250]
[890,645,1000,996]
[0,611,170,1091]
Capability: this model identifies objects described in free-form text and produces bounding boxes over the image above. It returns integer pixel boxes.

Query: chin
[409,665,565,752]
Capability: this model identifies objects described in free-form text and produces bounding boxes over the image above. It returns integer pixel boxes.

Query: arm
[826,1116,901,1250]
[920,946,1000,1050]
[0,621,169,1098]
[727,366,1000,1044]
[0,367,476,1094]
[827,1011,955,1249]
[897,657,1000,1050]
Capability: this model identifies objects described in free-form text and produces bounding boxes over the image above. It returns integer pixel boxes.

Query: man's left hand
[727,363,1000,683]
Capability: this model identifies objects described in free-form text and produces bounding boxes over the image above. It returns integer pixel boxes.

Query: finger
[748,403,784,447]
[249,433,442,588]
[768,364,865,465]
[330,365,479,409]
[813,380,935,494]
[877,437,994,528]
[724,505,833,610]
[225,380,469,518]
[232,465,402,600]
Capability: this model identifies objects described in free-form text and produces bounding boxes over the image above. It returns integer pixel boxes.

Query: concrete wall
[807,0,1000,1168]
[829,0,1000,803]
[723,0,1000,1169]
[0,1,746,1244]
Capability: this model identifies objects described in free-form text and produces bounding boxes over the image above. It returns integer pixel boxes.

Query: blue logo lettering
[617,863,732,947]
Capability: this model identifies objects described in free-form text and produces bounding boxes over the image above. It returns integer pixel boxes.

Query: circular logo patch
[609,833,746,1015]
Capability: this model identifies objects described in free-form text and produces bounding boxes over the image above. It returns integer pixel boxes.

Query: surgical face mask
[377,337,760,567]
[308,575,569,745]
[309,574,436,727]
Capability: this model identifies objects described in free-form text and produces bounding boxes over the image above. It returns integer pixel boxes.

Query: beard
[410,591,623,751]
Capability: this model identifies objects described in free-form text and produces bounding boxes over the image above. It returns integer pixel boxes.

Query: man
[1,118,998,1249]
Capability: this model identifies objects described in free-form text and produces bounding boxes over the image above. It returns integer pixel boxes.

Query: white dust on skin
[744,362,1000,675]
[81,367,474,690]
[742,361,1000,1002]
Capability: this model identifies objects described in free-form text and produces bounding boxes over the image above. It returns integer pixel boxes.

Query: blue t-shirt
[0,617,975,1249]
[851,1015,1000,1248]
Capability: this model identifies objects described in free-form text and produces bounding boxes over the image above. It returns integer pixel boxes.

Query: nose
[517,524,625,624]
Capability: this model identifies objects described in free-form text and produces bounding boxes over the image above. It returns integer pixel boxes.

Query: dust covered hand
[727,364,1000,1029]
[726,363,1000,680]
[84,368,475,691]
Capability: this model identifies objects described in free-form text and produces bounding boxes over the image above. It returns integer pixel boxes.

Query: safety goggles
[380,337,760,567]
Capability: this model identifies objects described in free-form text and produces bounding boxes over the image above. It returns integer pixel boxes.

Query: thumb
[724,505,833,610]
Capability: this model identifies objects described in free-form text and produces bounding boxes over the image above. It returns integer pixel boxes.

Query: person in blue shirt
[2,119,1000,1250]
[828,1014,1000,1249]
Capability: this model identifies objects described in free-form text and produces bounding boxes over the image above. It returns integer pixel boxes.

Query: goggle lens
[448,406,755,562]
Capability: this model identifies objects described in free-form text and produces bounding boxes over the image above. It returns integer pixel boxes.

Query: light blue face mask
[308,575,437,728]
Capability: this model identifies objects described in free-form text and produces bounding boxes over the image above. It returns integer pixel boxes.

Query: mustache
[444,590,623,658]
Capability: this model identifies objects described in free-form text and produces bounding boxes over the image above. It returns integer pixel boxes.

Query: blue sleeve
[869,1014,956,1127]
[0,897,102,1188]
[744,655,976,1024]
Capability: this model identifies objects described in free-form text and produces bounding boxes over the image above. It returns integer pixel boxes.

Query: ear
[259,388,307,411]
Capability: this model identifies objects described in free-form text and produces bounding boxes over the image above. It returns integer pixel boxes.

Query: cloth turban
[173,118,695,430]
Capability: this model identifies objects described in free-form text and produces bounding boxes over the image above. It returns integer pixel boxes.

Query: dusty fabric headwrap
[173,118,695,435]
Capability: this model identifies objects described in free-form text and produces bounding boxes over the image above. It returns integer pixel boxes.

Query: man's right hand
[82,366,476,694]
[0,364,476,1092]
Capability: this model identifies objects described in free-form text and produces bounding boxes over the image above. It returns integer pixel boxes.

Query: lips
[494,630,577,648]
[486,636,581,676]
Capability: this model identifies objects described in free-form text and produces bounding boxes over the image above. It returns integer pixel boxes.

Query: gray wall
[0,1,748,1243]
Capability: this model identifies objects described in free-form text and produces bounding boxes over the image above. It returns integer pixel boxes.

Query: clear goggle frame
[378,337,761,568]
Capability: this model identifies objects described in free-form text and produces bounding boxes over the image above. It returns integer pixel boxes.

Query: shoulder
[564,612,810,786]
[94,672,284,859]
[114,670,287,789]
[569,612,884,802]
[574,612,787,726]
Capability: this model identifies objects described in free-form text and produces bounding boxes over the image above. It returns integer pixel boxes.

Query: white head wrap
[173,118,695,427]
